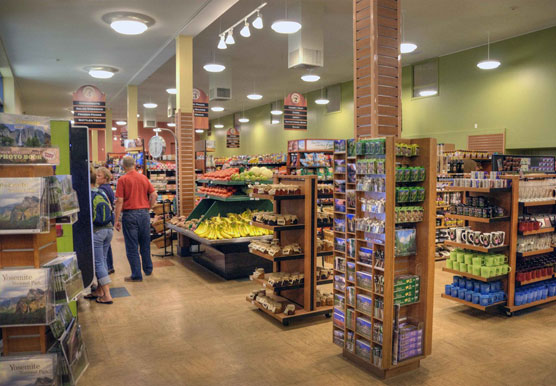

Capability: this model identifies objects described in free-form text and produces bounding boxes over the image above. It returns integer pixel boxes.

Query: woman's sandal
[84,293,99,300]
[96,298,113,305]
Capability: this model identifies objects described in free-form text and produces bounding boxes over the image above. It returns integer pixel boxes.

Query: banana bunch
[194,210,273,240]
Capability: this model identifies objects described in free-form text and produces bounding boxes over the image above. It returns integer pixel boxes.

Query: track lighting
[253,11,263,29]
[218,34,227,50]
[240,20,251,38]
[225,30,235,45]
[216,3,267,49]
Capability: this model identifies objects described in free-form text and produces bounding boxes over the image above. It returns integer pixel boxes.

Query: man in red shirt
[114,156,158,282]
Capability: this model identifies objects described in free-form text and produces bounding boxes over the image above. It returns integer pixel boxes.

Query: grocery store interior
[0,0,556,385]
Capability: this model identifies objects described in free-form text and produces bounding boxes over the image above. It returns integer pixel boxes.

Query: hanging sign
[283,92,307,130]
[226,128,240,148]
[193,88,209,131]
[72,85,106,129]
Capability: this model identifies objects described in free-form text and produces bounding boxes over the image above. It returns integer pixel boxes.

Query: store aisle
[78,233,556,386]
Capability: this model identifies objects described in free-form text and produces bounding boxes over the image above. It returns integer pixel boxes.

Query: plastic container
[445,284,452,296]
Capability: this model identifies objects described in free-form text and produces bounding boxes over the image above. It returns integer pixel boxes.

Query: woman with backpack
[96,167,115,275]
[85,168,114,304]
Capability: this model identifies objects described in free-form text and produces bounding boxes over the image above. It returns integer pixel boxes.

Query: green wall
[207,82,354,157]
[208,27,556,156]
[401,27,556,150]
[51,120,74,252]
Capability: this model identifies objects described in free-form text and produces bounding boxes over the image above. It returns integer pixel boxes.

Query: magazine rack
[0,165,57,355]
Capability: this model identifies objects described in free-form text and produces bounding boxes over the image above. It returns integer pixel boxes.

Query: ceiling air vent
[209,87,231,101]
[288,0,323,69]
[209,71,232,101]
[143,107,156,128]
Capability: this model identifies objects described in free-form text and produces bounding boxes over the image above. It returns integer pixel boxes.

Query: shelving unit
[333,137,437,378]
[247,175,333,326]
[441,176,518,312]
[286,139,334,181]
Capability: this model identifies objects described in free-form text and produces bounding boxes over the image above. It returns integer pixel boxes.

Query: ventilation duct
[143,107,157,128]
[288,0,324,69]
[209,72,232,101]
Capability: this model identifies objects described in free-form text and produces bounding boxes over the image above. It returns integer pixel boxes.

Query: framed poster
[226,128,240,148]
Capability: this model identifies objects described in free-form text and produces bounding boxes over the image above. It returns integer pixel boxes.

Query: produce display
[250,183,301,196]
[230,166,274,181]
[194,211,272,240]
[169,216,200,230]
[198,185,239,198]
[249,239,302,257]
[200,168,240,181]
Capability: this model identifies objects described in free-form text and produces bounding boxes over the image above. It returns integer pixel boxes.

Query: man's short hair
[122,156,136,170]
[90,166,97,185]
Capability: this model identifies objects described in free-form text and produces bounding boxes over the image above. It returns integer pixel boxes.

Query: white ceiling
[0,0,238,120]
[1,0,555,121]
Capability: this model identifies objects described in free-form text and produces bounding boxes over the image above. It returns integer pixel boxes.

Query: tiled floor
[78,232,556,386]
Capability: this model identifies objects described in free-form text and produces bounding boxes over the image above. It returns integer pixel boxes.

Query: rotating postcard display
[44,253,84,304]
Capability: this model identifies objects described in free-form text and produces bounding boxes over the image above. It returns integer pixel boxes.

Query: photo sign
[193,88,209,131]
[72,85,106,129]
[226,128,240,148]
[0,112,59,165]
[284,92,307,130]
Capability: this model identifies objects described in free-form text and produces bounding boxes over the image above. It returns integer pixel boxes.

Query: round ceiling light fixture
[143,102,158,108]
[238,117,250,123]
[166,88,177,94]
[137,114,140,118]
[301,74,320,82]
[85,66,118,79]
[271,119,280,125]
[247,93,263,100]
[102,12,155,35]
[195,129,204,133]
[477,60,501,70]
[111,127,117,131]
[271,109,283,116]
[116,120,126,125]
[203,63,226,73]
[419,90,438,97]
[211,106,225,112]
[271,20,301,34]
[167,123,176,127]
[315,98,329,105]
[153,128,161,132]
[214,123,224,129]
[400,43,417,54]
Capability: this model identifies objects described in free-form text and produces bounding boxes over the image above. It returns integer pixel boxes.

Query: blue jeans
[94,228,113,286]
[122,209,153,279]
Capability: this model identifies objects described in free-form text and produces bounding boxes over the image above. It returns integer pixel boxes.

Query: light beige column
[105,108,113,154]
[127,85,138,139]
[91,130,99,162]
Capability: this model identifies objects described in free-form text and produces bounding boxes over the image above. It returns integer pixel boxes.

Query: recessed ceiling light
[238,117,250,123]
[85,66,118,79]
[116,120,126,125]
[143,102,157,108]
[419,90,438,97]
[102,12,155,35]
[203,63,226,73]
[195,129,204,133]
[166,88,177,94]
[211,106,225,112]
[301,74,320,82]
[214,123,224,129]
[111,127,117,131]
[167,123,176,127]
[315,98,329,105]
[271,109,283,116]
[271,20,301,34]
[247,93,263,100]
[400,43,417,54]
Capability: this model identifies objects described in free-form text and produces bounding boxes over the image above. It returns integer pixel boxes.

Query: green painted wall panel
[50,120,74,252]
[208,27,556,156]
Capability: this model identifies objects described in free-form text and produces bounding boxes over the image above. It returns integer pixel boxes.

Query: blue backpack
[92,189,113,227]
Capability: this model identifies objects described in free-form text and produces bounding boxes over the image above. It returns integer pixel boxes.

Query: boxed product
[355,338,371,360]
[357,293,373,314]
[44,253,84,303]
[356,316,372,337]
[356,271,373,290]
[0,177,50,234]
[0,268,54,327]
[395,228,417,257]
[0,354,59,386]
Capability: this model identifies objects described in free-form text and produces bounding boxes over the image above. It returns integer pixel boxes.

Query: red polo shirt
[115,170,155,210]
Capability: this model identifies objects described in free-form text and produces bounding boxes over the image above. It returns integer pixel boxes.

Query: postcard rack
[332,137,437,378]
[246,175,334,325]
[0,165,60,355]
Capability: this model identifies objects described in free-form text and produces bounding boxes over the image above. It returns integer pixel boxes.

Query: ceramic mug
[461,229,468,244]
[473,231,482,246]
[480,233,491,248]
[449,228,457,241]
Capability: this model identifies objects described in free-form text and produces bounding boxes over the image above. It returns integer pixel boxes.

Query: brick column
[176,110,195,216]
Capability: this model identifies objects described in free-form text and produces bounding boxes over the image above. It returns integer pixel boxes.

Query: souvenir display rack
[287,139,335,181]
[333,137,437,378]
[246,175,334,325]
